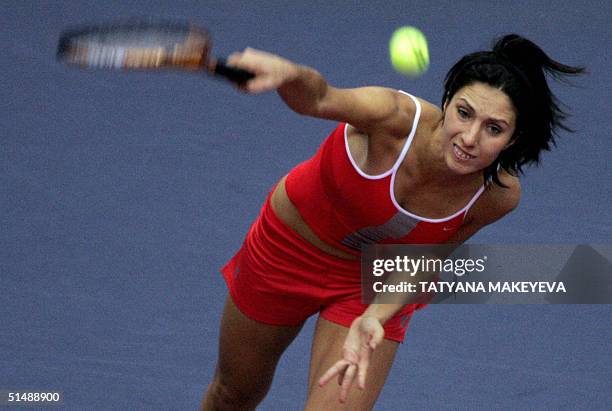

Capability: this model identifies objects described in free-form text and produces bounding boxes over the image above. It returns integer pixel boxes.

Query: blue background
[2,1,611,409]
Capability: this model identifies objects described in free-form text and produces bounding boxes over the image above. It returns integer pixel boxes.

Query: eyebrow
[458,98,510,127]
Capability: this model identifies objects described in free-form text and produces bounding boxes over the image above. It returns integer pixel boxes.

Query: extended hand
[318,315,385,403]
[226,48,298,93]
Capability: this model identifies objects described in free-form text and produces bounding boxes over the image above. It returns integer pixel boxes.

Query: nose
[460,122,480,147]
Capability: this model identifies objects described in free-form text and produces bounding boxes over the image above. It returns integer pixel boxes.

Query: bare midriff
[270,175,357,260]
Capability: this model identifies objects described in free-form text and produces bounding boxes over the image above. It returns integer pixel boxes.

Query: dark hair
[442,34,585,186]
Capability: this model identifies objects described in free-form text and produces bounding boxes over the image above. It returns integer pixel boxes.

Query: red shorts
[221,189,418,343]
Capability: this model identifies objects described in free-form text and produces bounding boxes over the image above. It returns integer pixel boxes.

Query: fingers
[369,324,385,350]
[225,51,242,67]
[318,360,359,403]
[225,47,256,69]
[339,363,357,403]
[357,347,371,390]
[225,50,261,93]
[357,318,384,388]
[318,317,387,402]
[225,48,263,78]
[342,346,360,364]
[244,76,280,93]
[224,48,295,94]
[319,352,369,403]
[318,360,351,387]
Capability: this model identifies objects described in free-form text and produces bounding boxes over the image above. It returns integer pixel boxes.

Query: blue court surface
[2,1,611,410]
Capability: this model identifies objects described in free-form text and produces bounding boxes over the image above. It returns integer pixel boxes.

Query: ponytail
[493,34,585,133]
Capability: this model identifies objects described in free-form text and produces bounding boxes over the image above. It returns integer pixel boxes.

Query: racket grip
[214,58,255,85]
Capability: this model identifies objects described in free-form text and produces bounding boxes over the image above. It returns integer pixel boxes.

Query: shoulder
[411,96,443,134]
[466,169,521,227]
[325,87,440,137]
[448,171,520,244]
[358,87,442,139]
[445,171,520,245]
[386,91,441,137]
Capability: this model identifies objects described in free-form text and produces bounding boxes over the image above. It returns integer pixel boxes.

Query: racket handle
[214,58,255,85]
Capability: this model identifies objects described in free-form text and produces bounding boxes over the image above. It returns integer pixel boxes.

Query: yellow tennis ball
[389,26,429,76]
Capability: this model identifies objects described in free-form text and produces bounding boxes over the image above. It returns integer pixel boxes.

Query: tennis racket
[57,20,254,85]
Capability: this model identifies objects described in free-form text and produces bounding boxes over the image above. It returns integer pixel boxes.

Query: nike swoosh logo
[442,227,454,231]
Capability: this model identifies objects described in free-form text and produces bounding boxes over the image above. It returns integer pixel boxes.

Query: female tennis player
[199,34,584,410]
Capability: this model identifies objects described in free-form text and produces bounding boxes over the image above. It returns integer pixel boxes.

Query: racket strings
[62,26,208,70]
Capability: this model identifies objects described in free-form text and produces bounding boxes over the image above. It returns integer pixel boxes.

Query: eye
[487,124,502,135]
[457,107,470,119]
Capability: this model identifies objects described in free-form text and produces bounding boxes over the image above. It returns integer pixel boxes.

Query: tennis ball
[389,26,429,76]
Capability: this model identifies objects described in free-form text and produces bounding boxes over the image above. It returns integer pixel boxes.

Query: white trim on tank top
[343,90,485,223]
[344,91,421,179]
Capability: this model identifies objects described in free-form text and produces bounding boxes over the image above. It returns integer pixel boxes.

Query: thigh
[214,294,304,392]
[305,317,400,411]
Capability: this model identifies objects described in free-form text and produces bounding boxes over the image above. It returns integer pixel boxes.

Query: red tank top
[285,92,485,256]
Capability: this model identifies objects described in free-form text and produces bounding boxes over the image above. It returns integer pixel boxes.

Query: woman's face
[442,82,517,175]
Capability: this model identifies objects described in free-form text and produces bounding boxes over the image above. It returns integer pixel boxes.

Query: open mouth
[453,144,476,161]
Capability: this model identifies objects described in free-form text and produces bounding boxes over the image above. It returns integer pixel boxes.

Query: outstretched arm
[227,48,415,136]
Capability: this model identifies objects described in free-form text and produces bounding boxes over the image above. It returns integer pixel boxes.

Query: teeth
[453,144,475,160]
